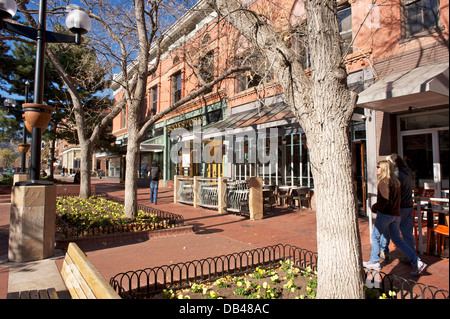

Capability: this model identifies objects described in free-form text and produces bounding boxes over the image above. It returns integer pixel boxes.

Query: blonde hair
[378,160,400,187]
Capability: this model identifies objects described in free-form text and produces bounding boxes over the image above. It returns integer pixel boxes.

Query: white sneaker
[411,260,427,276]
[363,261,381,270]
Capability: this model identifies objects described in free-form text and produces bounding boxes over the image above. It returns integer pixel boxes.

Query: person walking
[363,160,426,276]
[148,161,161,205]
[380,153,416,261]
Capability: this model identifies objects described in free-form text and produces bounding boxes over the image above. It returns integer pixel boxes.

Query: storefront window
[400,110,449,131]
[233,129,313,187]
[399,109,449,191]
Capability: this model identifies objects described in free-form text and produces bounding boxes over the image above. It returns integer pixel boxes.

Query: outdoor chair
[429,215,449,256]
[263,186,276,212]
[292,187,311,211]
[277,186,292,207]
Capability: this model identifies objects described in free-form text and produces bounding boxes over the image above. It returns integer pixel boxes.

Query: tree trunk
[79,142,92,199]
[302,0,364,298]
[307,125,364,298]
[209,0,365,298]
[124,128,140,219]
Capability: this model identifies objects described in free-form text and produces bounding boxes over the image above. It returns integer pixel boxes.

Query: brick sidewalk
[1,178,448,298]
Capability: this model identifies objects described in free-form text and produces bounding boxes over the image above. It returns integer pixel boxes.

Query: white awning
[140,144,164,152]
[357,62,449,113]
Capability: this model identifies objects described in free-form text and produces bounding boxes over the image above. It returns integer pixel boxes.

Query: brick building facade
[107,0,448,213]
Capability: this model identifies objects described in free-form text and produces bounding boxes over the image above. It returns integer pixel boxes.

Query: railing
[226,179,249,215]
[177,178,194,205]
[174,176,263,220]
[110,243,449,299]
[198,178,219,209]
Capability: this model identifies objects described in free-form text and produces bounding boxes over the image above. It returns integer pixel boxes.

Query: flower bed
[56,196,177,238]
[159,260,318,300]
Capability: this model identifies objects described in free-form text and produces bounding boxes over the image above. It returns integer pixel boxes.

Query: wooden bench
[60,242,121,299]
[8,243,121,299]
[7,288,59,299]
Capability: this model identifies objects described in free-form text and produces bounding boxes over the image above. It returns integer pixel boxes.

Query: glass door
[401,129,449,196]
[399,110,449,196]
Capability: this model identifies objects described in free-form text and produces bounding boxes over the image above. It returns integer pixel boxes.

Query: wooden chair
[430,215,449,256]
[292,187,311,211]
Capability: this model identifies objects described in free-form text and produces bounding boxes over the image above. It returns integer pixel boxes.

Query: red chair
[431,215,449,256]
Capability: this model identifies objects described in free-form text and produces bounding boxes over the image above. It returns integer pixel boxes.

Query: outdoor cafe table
[414,197,449,255]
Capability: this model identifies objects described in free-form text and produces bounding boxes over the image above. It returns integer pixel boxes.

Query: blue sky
[1,0,197,102]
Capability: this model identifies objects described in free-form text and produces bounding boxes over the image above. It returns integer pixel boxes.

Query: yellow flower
[209,291,219,298]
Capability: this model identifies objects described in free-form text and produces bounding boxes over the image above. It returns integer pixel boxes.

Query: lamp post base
[8,184,56,262]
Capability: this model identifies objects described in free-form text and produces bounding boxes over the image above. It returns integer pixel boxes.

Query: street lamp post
[20,80,30,173]
[1,0,91,262]
[1,0,91,184]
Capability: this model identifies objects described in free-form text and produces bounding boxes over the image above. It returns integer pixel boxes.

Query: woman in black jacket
[363,160,426,276]
[380,154,416,261]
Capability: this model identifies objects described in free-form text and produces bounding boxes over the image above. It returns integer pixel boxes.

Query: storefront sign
[167,116,203,133]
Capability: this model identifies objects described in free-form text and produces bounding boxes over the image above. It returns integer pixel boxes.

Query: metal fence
[110,243,317,299]
[110,243,449,299]
[177,178,194,205]
[364,269,449,299]
[175,177,251,215]
[198,178,219,209]
[225,179,249,215]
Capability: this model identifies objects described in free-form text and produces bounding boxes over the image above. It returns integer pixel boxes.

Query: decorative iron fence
[110,243,449,300]
[225,179,249,215]
[174,177,252,216]
[364,269,449,299]
[177,178,194,204]
[198,178,219,209]
[110,243,317,299]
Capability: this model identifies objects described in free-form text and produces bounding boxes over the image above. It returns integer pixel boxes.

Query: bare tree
[86,0,250,218]
[208,0,365,298]
[3,0,124,198]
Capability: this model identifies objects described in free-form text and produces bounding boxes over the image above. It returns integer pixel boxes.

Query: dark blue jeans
[370,212,418,266]
[150,180,158,204]
[381,207,416,254]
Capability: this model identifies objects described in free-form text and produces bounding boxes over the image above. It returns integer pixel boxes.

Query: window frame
[150,86,158,116]
[172,71,182,104]
[402,0,440,37]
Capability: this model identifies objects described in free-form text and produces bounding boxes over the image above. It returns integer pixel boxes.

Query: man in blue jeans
[148,161,161,204]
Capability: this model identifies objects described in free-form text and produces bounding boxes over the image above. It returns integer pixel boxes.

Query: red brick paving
[1,177,448,299]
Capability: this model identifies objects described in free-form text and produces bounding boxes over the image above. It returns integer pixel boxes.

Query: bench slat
[62,256,95,299]
[63,243,120,299]
[38,289,49,299]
